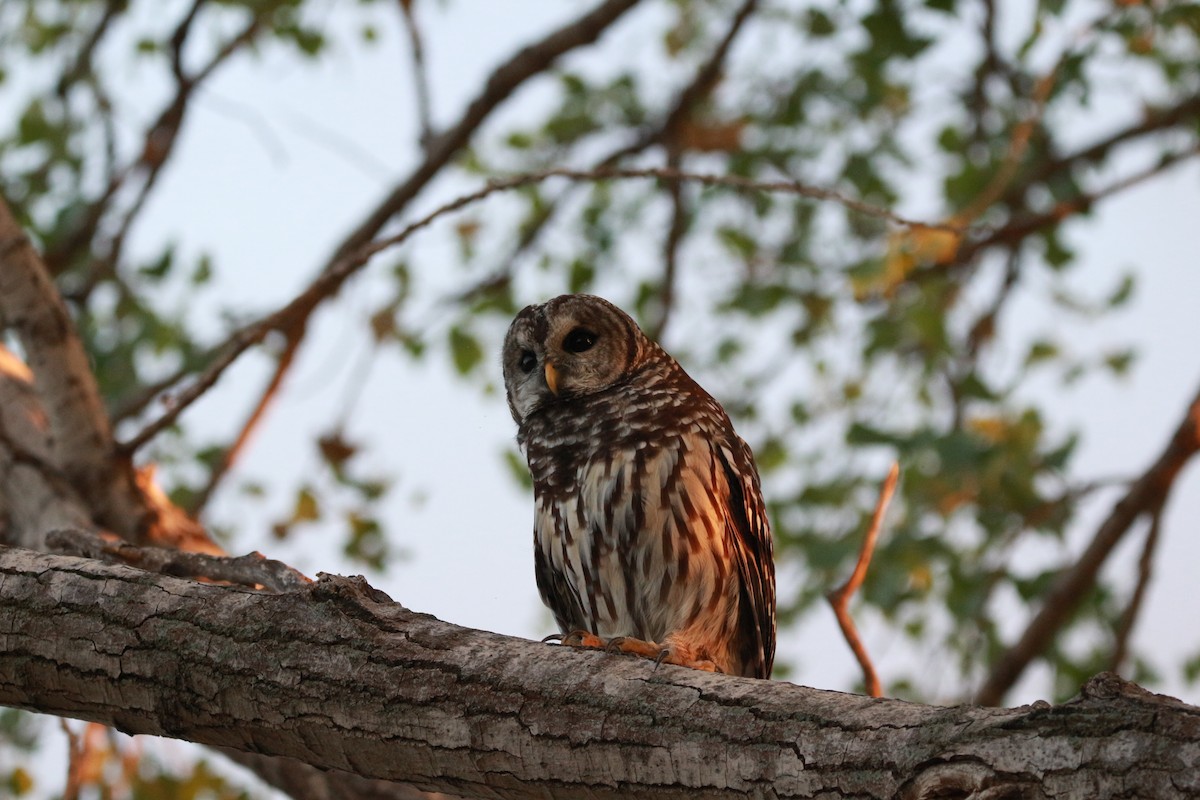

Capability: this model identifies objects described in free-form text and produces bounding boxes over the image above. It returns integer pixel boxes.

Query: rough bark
[0,547,1195,799]
[0,201,147,539]
[0,197,217,553]
[0,345,94,547]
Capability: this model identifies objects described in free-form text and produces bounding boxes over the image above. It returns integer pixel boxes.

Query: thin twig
[1110,501,1164,674]
[187,318,304,514]
[397,0,435,148]
[649,151,688,341]
[827,463,899,698]
[60,719,84,800]
[45,528,310,592]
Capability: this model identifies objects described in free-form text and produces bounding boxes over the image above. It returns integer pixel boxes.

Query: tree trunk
[0,547,1195,798]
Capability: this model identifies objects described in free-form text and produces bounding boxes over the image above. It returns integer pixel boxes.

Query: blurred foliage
[1,0,1199,793]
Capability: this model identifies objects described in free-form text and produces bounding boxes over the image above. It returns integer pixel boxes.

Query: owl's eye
[563,327,597,353]
[518,350,537,373]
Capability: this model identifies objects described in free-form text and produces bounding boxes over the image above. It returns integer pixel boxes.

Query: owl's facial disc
[503,294,645,425]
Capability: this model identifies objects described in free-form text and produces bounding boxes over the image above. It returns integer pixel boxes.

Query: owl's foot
[607,637,720,673]
[543,630,606,649]
[546,632,720,673]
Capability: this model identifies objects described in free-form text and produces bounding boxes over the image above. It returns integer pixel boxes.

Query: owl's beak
[544,361,560,395]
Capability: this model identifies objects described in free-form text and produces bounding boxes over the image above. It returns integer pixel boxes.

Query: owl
[502,294,775,678]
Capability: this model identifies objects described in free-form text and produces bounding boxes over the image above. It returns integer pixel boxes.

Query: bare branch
[397,0,435,148]
[976,381,1200,706]
[186,323,303,515]
[648,151,689,342]
[827,463,899,698]
[1109,502,1164,675]
[45,528,309,592]
[54,0,126,97]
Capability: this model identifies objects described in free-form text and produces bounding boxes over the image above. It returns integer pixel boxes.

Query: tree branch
[826,463,898,699]
[1109,501,1163,675]
[0,548,1195,798]
[44,528,308,592]
[0,346,94,547]
[397,0,435,149]
[0,196,148,540]
[1001,92,1200,208]
[976,381,1200,706]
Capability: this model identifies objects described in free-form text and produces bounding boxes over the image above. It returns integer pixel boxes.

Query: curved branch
[976,380,1200,706]
[826,463,898,698]
[0,548,1195,798]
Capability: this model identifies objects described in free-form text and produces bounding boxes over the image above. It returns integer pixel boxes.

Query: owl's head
[502,294,648,425]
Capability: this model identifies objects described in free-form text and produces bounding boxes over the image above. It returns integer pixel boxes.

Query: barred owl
[502,294,775,678]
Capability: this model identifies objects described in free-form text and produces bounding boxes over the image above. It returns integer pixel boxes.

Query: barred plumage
[502,294,775,678]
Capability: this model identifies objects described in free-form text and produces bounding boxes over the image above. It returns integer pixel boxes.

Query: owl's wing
[534,535,588,633]
[718,437,776,679]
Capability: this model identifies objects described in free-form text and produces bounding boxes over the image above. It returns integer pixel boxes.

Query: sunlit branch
[827,463,899,698]
[187,321,304,515]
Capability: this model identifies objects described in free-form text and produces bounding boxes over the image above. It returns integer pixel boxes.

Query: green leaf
[1107,273,1135,308]
[448,326,483,375]
[1103,348,1136,377]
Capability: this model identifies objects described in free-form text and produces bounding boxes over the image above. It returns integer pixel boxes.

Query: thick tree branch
[44,528,308,592]
[976,381,1200,706]
[0,197,149,540]
[0,346,94,547]
[0,548,1196,799]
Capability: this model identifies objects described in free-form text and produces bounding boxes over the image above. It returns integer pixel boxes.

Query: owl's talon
[541,633,565,644]
[554,630,605,649]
